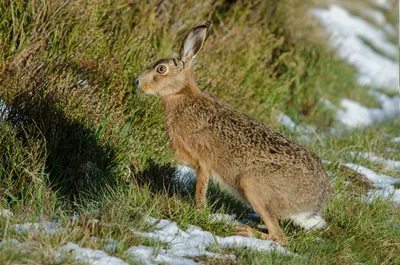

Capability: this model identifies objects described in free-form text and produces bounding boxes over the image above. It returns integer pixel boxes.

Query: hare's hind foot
[290,212,326,230]
[235,224,287,245]
[239,179,287,245]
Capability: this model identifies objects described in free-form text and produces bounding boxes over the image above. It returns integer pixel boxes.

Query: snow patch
[312,5,399,90]
[71,215,79,222]
[216,235,284,252]
[349,152,400,170]
[90,219,100,225]
[335,93,399,128]
[344,163,400,187]
[77,79,89,89]
[125,245,201,265]
[0,239,21,249]
[385,147,397,153]
[372,0,392,9]
[0,99,9,121]
[209,213,238,224]
[277,113,296,131]
[104,239,118,253]
[365,188,400,205]
[14,221,61,235]
[131,217,288,264]
[277,113,316,142]
[361,9,396,35]
[174,165,196,184]
[391,137,400,143]
[344,163,400,205]
[58,242,128,265]
[0,209,14,218]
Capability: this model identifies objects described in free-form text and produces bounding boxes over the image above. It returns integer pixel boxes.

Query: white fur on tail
[290,212,327,230]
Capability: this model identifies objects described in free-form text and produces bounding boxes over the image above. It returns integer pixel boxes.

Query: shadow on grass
[6,89,117,201]
[135,160,251,216]
[3,80,250,219]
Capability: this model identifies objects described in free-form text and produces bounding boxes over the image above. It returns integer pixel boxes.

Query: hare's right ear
[179,21,210,67]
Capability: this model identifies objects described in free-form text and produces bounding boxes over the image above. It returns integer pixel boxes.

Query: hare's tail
[290,212,327,230]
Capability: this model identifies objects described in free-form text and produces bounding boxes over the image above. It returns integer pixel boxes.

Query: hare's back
[171,94,324,170]
[190,95,310,156]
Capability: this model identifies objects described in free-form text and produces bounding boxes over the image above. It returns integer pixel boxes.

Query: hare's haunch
[136,21,330,245]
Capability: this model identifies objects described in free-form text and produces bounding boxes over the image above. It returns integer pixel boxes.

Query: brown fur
[136,21,330,245]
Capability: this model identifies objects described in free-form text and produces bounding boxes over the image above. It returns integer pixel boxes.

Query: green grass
[1,123,400,263]
[0,0,399,264]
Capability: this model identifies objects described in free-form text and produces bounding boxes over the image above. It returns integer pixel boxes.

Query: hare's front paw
[195,201,207,212]
[273,235,287,245]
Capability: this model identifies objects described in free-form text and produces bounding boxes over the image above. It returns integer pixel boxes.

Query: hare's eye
[156,65,167,74]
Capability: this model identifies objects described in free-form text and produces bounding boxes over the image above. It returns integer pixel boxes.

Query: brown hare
[136,21,330,245]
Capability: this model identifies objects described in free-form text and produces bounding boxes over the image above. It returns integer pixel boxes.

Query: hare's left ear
[179,21,210,67]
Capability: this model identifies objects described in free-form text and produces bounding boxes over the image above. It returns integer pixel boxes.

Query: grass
[0,0,399,264]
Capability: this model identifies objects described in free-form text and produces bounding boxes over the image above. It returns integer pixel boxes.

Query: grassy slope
[0,0,399,264]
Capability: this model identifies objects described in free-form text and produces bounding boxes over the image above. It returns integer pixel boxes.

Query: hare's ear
[179,21,210,67]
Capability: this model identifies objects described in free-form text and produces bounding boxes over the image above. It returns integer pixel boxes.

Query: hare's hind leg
[235,224,271,240]
[240,179,287,245]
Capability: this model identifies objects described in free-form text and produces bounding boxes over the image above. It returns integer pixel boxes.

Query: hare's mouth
[136,80,152,94]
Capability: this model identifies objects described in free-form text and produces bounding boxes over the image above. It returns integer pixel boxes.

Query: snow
[344,163,400,205]
[90,219,100,225]
[71,215,79,222]
[277,113,316,135]
[361,9,396,35]
[104,239,118,253]
[174,165,195,184]
[277,113,316,142]
[58,242,128,265]
[372,91,400,114]
[77,79,89,89]
[365,188,400,205]
[132,218,217,258]
[385,147,397,153]
[313,4,399,128]
[349,152,400,170]
[362,8,386,25]
[312,5,398,90]
[125,245,201,265]
[14,221,60,235]
[209,213,238,224]
[0,99,9,121]
[372,0,392,9]
[216,235,283,251]
[0,239,124,265]
[0,239,21,249]
[344,163,400,187]
[277,113,296,131]
[337,91,399,128]
[130,217,288,264]
[1,235,126,264]
[0,209,14,218]
[391,137,400,143]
